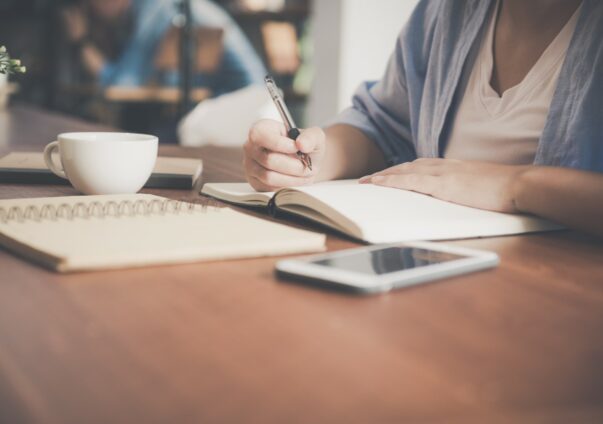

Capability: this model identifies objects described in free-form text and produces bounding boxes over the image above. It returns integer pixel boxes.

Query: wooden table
[1,104,602,423]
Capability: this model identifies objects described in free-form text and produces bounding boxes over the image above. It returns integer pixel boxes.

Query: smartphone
[275,241,499,294]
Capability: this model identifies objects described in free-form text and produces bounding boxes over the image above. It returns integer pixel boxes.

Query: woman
[243,0,603,237]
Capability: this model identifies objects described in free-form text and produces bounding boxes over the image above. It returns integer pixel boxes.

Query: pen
[264,75,312,171]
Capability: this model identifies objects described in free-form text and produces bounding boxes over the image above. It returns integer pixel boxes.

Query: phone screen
[311,246,466,275]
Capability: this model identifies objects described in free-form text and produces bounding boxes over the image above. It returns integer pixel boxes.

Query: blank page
[201,183,274,206]
[289,181,561,242]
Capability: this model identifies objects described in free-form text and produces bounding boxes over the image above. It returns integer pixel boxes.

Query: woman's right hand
[243,119,326,192]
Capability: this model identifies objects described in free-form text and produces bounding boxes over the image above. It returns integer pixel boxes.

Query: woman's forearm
[317,124,387,181]
[513,167,603,237]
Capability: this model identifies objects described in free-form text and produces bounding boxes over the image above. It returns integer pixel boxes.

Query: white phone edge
[275,241,500,294]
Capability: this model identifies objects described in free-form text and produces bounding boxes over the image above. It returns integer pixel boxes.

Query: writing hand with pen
[243,76,326,192]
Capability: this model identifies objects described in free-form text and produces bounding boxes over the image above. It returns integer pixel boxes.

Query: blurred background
[0,0,417,145]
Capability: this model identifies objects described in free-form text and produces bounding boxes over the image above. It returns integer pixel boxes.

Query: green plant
[0,46,26,75]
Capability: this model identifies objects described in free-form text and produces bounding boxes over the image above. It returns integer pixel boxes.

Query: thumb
[295,127,325,154]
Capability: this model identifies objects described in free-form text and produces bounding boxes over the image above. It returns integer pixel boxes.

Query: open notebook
[0,194,325,272]
[201,180,562,243]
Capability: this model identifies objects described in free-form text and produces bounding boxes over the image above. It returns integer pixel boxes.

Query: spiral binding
[0,197,222,224]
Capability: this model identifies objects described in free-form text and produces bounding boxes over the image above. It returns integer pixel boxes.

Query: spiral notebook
[0,194,325,272]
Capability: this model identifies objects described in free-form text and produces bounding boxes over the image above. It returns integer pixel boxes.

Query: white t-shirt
[444,2,581,164]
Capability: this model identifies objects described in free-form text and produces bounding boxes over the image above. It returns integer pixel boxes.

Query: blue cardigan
[333,0,603,171]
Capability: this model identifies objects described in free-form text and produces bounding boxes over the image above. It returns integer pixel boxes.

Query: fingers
[244,120,325,191]
[369,173,440,196]
[359,158,454,183]
[248,121,325,155]
[247,120,298,154]
[244,158,312,192]
[358,158,448,195]
[295,127,325,154]
[246,144,311,177]
[378,159,446,177]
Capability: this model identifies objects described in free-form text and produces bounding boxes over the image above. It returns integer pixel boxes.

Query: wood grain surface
[0,104,602,423]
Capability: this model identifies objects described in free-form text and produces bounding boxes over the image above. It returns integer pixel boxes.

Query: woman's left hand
[359,158,530,213]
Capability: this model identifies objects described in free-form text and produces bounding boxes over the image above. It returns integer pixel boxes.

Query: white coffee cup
[44,132,158,195]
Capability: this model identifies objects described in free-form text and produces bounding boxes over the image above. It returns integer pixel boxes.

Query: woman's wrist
[320,124,386,182]
[510,166,547,215]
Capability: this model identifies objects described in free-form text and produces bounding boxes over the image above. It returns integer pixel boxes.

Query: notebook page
[290,181,561,242]
[201,183,274,206]
[0,194,325,271]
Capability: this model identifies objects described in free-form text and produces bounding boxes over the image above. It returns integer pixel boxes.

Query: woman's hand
[359,158,530,213]
[243,119,326,192]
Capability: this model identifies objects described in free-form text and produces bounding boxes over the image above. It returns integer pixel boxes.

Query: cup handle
[43,141,67,179]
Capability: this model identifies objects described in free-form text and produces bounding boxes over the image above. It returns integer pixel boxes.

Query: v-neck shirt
[444,1,582,164]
